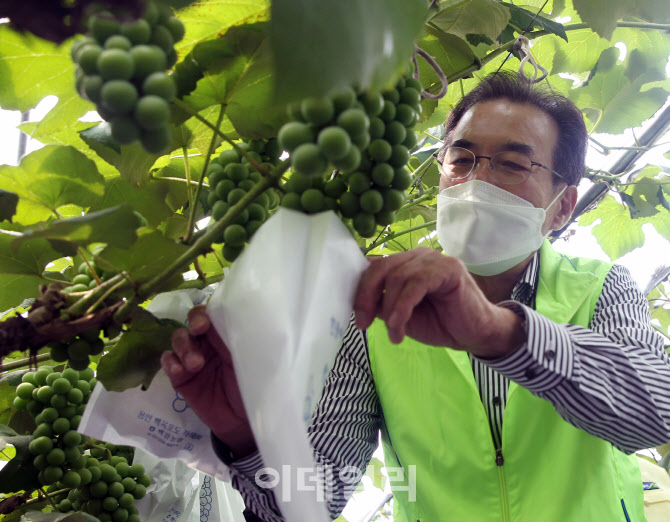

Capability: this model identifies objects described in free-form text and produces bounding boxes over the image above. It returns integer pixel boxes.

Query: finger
[171,328,206,372]
[354,251,425,329]
[161,351,188,385]
[187,304,211,335]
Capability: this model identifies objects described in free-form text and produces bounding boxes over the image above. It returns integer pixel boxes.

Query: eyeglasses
[438,146,568,186]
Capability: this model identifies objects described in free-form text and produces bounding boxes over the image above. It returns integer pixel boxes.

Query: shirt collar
[511,251,540,307]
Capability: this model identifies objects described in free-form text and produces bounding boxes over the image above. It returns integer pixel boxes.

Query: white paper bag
[207,208,368,522]
[79,371,231,481]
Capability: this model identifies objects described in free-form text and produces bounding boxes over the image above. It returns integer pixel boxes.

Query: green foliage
[96,310,182,391]
[271,0,427,102]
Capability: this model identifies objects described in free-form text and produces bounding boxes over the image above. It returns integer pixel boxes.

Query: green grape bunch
[15,367,151,521]
[49,329,105,371]
[71,1,185,154]
[205,139,282,262]
[278,72,422,237]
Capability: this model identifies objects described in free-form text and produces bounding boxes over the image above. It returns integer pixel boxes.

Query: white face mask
[436,180,566,276]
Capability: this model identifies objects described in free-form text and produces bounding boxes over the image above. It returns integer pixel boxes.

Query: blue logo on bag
[200,476,213,521]
[172,391,189,413]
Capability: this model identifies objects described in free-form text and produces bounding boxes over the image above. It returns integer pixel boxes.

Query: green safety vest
[368,241,646,522]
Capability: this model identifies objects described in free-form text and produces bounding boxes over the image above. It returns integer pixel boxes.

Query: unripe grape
[16,382,35,400]
[353,213,377,237]
[383,189,405,211]
[105,35,132,51]
[300,189,325,213]
[91,480,109,498]
[134,95,169,130]
[371,163,394,187]
[317,126,351,160]
[78,45,103,75]
[329,85,356,112]
[142,72,176,101]
[389,144,410,168]
[166,17,186,42]
[151,25,174,53]
[368,139,392,163]
[278,122,314,153]
[281,192,302,211]
[102,497,119,511]
[379,100,396,122]
[109,481,125,498]
[132,483,146,499]
[291,143,327,178]
[62,430,82,447]
[89,14,121,45]
[384,121,407,145]
[129,45,167,80]
[338,191,360,218]
[101,80,138,115]
[337,109,369,138]
[301,97,334,126]
[97,49,134,80]
[43,465,64,485]
[360,190,384,213]
[52,417,71,434]
[62,470,82,488]
[361,92,383,117]
[52,377,72,394]
[121,19,151,45]
[46,448,65,466]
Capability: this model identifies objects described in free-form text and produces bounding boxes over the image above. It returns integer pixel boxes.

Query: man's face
[439,99,570,235]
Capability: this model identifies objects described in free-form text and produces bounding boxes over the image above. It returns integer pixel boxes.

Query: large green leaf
[0,425,39,494]
[0,223,62,312]
[500,3,567,43]
[179,23,284,140]
[0,28,93,138]
[0,146,104,225]
[578,195,645,260]
[620,166,668,219]
[574,0,670,39]
[95,230,190,283]
[79,124,174,187]
[569,54,669,134]
[173,0,269,59]
[14,205,141,256]
[96,310,182,391]
[416,29,477,99]
[89,177,178,228]
[271,0,427,102]
[431,0,510,41]
[539,30,611,75]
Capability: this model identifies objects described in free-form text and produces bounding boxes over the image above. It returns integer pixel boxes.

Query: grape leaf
[88,176,177,229]
[499,3,567,42]
[13,205,141,256]
[0,425,39,494]
[0,223,62,312]
[574,0,670,39]
[79,124,176,187]
[271,0,426,102]
[569,56,669,134]
[417,28,477,91]
[0,146,105,225]
[95,230,189,283]
[181,23,286,139]
[431,0,510,42]
[578,195,645,260]
[96,310,182,391]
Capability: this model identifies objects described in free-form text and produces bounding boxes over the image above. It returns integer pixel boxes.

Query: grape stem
[364,220,437,253]
[184,105,225,244]
[172,99,272,178]
[78,248,102,286]
[414,46,448,100]
[0,353,51,372]
[38,487,59,512]
[65,273,128,318]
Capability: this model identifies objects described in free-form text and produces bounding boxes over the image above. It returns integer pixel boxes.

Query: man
[161,72,670,521]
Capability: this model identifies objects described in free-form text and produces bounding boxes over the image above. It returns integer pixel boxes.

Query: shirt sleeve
[225,316,382,520]
[476,264,670,454]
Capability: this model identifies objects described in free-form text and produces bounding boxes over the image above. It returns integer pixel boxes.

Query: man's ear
[551,185,578,230]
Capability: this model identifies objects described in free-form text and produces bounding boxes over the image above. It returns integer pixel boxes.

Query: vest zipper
[495,448,511,522]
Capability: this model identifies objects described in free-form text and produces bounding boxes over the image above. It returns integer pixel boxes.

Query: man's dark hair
[438,71,587,186]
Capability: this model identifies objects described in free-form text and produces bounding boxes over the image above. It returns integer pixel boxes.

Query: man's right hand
[160,305,257,458]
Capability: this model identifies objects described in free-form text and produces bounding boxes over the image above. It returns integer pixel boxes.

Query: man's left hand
[353,248,526,358]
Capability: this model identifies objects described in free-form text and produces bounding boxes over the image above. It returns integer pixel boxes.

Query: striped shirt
[227,252,670,521]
